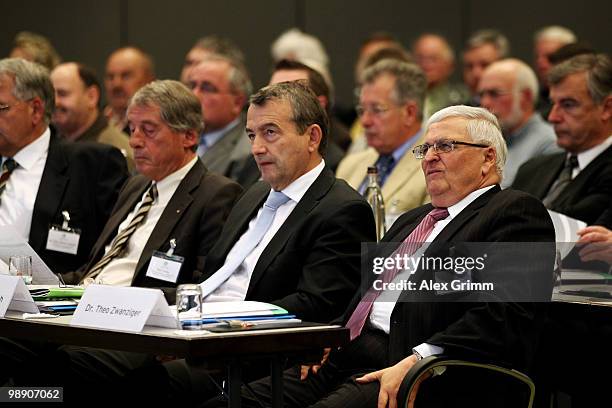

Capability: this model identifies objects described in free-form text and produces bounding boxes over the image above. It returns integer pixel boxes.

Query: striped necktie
[345,207,449,340]
[81,184,158,282]
[542,155,579,208]
[0,158,17,204]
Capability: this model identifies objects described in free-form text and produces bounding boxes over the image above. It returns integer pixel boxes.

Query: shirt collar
[200,117,241,147]
[446,185,497,220]
[279,159,326,204]
[153,156,198,203]
[11,127,51,171]
[573,135,612,170]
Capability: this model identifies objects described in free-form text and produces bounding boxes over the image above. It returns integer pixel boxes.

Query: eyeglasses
[355,104,393,117]
[412,139,489,159]
[478,88,512,100]
[189,81,231,95]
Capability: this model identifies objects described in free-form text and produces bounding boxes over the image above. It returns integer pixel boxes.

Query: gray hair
[199,54,253,98]
[129,80,204,140]
[250,80,329,155]
[12,31,61,70]
[465,29,510,58]
[0,58,54,124]
[426,105,507,179]
[362,59,427,119]
[534,26,577,44]
[504,59,539,107]
[192,35,246,64]
[549,53,612,105]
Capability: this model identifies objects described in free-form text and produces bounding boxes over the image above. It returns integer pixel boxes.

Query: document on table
[548,210,587,258]
[0,225,59,284]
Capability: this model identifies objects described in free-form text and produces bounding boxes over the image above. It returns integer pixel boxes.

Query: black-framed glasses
[412,140,489,159]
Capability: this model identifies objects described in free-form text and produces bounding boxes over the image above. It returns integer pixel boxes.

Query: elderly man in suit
[337,59,430,215]
[120,80,376,405]
[217,105,555,408]
[512,54,612,224]
[0,58,128,275]
[187,54,253,181]
[4,79,243,393]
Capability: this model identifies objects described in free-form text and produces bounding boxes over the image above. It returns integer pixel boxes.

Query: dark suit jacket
[29,136,128,274]
[512,146,612,224]
[200,167,376,323]
[66,160,243,299]
[342,186,555,371]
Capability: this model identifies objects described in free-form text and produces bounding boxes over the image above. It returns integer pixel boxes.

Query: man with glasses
[478,58,560,187]
[214,105,555,408]
[187,54,253,182]
[0,58,128,275]
[337,59,430,215]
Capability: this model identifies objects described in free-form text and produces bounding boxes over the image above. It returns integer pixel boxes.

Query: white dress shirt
[0,128,50,240]
[368,185,496,358]
[205,159,326,302]
[95,157,198,286]
[571,135,612,179]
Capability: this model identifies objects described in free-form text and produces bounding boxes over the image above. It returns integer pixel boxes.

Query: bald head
[105,47,155,115]
[478,59,539,134]
[413,34,454,88]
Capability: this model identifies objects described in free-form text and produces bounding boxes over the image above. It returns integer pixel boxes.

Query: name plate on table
[70,285,178,332]
[0,275,39,317]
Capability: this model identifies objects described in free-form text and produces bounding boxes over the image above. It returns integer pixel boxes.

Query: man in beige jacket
[337,59,429,215]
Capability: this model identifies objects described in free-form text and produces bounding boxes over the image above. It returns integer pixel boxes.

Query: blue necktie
[200,190,291,297]
[376,155,395,186]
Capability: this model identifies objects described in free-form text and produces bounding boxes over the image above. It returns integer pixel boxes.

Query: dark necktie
[81,184,158,282]
[0,158,18,204]
[542,155,579,208]
[345,207,449,340]
[376,155,395,186]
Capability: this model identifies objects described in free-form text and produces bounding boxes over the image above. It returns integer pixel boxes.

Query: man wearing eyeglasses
[337,59,430,215]
[478,58,561,187]
[512,54,612,224]
[187,55,253,182]
[217,105,555,408]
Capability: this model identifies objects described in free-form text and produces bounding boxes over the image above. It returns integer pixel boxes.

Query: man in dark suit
[219,105,555,408]
[0,57,128,276]
[3,79,243,390]
[187,54,253,181]
[126,80,376,405]
[65,79,243,295]
[512,54,612,224]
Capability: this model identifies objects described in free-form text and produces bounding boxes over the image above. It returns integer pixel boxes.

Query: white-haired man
[479,58,561,186]
[223,105,555,408]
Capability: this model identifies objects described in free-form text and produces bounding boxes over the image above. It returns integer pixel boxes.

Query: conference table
[0,311,349,407]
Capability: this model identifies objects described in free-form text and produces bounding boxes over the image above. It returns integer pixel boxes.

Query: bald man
[413,34,468,118]
[104,47,155,133]
[478,59,560,186]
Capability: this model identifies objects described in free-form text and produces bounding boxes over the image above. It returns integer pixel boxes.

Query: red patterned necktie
[345,207,449,340]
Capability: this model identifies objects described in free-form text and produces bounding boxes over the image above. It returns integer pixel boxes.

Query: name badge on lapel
[46,211,81,255]
[146,238,184,283]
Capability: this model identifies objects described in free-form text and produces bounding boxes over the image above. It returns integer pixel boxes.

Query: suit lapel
[245,168,335,296]
[132,161,205,281]
[86,178,149,269]
[30,137,69,253]
[554,145,612,206]
[535,153,565,199]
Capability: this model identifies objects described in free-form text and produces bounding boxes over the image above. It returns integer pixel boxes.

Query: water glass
[176,284,203,330]
[9,255,33,285]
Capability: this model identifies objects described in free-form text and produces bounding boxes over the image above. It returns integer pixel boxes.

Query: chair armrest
[397,355,535,408]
